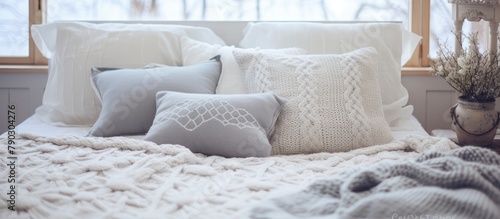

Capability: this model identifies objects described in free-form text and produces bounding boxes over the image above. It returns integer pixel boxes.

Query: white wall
[0,73,46,134]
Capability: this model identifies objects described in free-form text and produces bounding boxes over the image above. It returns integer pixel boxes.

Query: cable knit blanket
[250,146,500,219]
[0,133,464,219]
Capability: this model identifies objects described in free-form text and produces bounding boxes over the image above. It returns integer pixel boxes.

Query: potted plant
[431,33,500,146]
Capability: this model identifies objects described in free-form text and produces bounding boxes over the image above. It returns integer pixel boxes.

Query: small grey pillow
[144,91,286,158]
[88,56,222,137]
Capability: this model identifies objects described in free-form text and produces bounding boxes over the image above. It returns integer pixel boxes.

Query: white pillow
[239,22,421,130]
[31,21,226,126]
[181,37,306,94]
[233,47,393,155]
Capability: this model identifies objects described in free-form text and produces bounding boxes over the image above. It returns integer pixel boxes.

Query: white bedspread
[0,133,457,219]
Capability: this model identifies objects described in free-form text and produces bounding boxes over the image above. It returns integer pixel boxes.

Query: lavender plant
[431,33,500,102]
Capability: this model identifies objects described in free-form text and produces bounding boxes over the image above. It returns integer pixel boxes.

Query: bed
[1,21,499,219]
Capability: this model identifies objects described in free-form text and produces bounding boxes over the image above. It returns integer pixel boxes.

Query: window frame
[0,0,431,73]
[407,0,430,68]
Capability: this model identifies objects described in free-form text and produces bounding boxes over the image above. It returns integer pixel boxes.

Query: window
[45,0,409,24]
[0,0,29,57]
[430,0,490,57]
[0,0,31,64]
[1,0,468,73]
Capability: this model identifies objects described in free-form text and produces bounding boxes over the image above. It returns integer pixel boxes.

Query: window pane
[0,0,29,57]
[430,0,489,58]
[47,0,408,27]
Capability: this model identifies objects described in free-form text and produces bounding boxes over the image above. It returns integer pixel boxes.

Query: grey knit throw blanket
[250,146,500,219]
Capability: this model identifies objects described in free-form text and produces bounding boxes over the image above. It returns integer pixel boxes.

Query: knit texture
[0,134,457,219]
[250,146,500,219]
[233,47,393,155]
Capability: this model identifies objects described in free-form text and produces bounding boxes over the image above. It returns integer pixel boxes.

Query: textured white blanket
[0,133,458,219]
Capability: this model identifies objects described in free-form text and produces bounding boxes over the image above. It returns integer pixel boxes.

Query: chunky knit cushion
[233,47,393,155]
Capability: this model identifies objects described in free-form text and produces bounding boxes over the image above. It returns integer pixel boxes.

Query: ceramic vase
[451,97,499,146]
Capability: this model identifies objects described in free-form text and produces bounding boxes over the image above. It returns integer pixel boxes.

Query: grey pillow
[88,56,222,137]
[144,91,286,158]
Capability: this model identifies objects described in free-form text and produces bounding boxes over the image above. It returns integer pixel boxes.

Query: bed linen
[5,117,491,219]
[1,126,456,219]
[2,21,472,219]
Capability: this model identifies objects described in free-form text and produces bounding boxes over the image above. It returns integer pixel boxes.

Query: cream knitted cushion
[233,47,393,155]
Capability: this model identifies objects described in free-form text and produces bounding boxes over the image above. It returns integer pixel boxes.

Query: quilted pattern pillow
[144,92,286,158]
[233,47,393,155]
